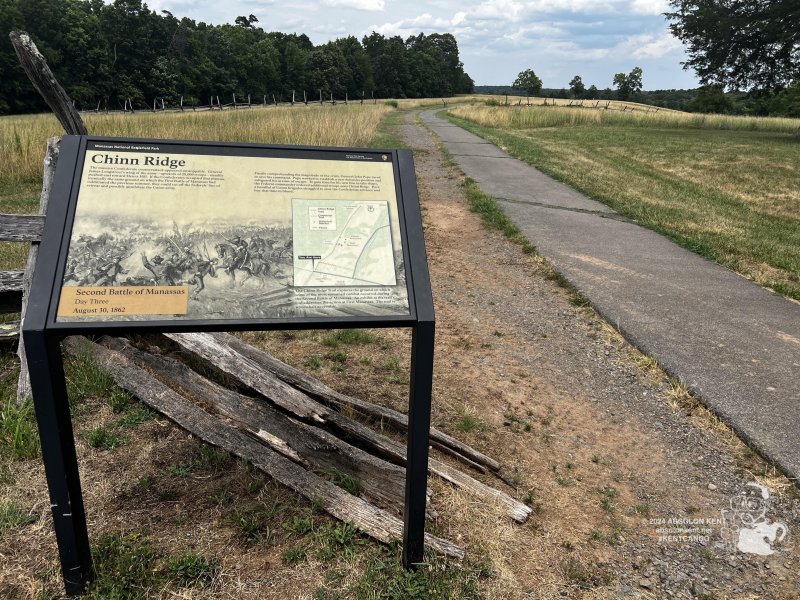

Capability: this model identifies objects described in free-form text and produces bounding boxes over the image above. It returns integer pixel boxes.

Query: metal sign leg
[24,331,93,595]
[402,320,435,568]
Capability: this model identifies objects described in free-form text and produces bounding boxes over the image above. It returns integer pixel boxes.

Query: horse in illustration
[214,241,271,286]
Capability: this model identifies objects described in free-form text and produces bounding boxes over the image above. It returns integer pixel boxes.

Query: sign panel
[54,140,411,323]
[26,137,434,594]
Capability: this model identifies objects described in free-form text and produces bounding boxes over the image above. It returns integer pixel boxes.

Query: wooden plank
[0,271,24,292]
[219,332,501,472]
[9,32,87,135]
[0,321,19,341]
[17,137,60,403]
[167,332,532,523]
[100,336,409,513]
[0,214,45,242]
[66,337,464,559]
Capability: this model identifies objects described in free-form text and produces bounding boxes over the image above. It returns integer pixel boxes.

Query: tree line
[507,67,646,103]
[480,64,799,117]
[0,0,474,115]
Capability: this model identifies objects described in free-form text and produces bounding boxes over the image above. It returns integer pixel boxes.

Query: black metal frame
[23,136,435,595]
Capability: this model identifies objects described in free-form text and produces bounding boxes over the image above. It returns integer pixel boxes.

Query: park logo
[720,482,789,556]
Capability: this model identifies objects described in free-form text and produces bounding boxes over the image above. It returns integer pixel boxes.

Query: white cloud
[470,0,526,21]
[322,0,385,11]
[525,0,604,12]
[626,32,682,58]
[629,0,669,15]
[372,13,461,36]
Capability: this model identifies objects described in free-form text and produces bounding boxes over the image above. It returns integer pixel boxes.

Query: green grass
[282,545,308,565]
[447,108,800,300]
[113,405,155,428]
[461,176,536,254]
[322,328,378,348]
[85,426,126,450]
[88,532,161,599]
[325,468,361,496]
[64,344,116,406]
[88,532,221,598]
[166,551,220,587]
[0,395,39,460]
[0,500,36,533]
[368,109,407,149]
[455,405,485,433]
[330,542,489,600]
[230,507,274,542]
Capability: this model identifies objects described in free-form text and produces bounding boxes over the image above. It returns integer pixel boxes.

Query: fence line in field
[78,90,389,115]
[498,94,666,114]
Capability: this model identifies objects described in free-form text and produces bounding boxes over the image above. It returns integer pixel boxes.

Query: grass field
[0,104,391,271]
[448,103,800,300]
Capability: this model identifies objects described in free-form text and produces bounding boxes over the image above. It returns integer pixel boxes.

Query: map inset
[292,199,397,287]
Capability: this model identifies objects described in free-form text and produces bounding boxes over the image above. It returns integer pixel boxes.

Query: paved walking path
[420,109,800,481]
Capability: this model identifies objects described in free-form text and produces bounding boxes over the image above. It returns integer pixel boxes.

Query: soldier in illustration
[231,236,249,265]
[163,253,184,285]
[141,253,166,284]
[92,251,129,286]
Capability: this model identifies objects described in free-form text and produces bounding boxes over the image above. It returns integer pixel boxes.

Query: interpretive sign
[54,140,411,324]
[24,136,434,595]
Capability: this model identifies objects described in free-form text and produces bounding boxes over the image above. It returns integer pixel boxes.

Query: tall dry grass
[0,104,391,185]
[449,103,800,134]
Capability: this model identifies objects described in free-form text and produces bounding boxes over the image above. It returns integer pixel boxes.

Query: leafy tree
[332,35,373,97]
[585,84,599,100]
[0,1,475,113]
[613,67,643,101]
[768,82,800,117]
[308,42,350,98]
[667,0,800,91]
[234,14,258,28]
[362,33,409,98]
[689,83,734,113]
[512,69,542,96]
[569,75,585,98]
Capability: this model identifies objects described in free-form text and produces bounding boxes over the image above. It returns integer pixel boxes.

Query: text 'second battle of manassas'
[56,143,410,323]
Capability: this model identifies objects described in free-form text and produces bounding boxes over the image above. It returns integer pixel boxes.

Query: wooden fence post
[15,137,60,404]
[8,31,87,135]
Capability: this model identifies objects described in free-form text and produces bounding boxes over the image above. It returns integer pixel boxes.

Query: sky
[141,0,700,90]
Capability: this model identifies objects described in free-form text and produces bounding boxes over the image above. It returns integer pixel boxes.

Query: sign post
[24,136,435,595]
